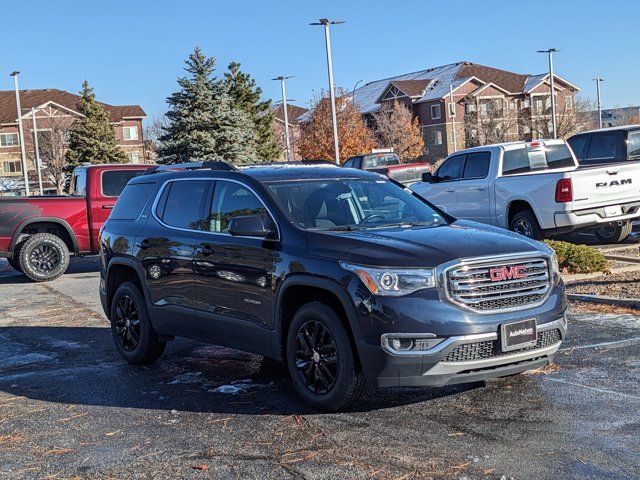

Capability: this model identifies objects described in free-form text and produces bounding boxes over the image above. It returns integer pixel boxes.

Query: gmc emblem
[489,265,528,282]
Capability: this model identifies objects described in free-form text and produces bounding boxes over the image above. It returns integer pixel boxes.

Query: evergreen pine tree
[159,48,257,164]
[65,81,128,170]
[223,62,279,161]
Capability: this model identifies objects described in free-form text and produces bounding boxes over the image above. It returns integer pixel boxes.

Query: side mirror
[422,172,434,183]
[228,215,275,238]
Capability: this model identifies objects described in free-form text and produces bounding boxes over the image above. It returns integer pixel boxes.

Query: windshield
[266,177,446,230]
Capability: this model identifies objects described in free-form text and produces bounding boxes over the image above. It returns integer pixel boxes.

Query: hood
[306,220,550,268]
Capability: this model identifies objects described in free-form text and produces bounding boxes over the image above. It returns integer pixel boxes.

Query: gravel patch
[566,271,640,299]
[606,246,640,258]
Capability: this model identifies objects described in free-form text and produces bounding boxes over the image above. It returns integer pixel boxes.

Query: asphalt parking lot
[1,257,639,479]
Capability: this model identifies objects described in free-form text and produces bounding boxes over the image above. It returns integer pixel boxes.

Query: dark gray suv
[99,162,568,411]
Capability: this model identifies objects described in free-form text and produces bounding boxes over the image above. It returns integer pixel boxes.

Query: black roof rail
[143,160,238,175]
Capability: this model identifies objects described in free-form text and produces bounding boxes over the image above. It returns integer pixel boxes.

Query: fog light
[391,338,413,350]
[383,335,445,353]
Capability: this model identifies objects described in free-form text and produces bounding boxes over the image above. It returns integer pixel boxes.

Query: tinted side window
[102,170,145,197]
[160,180,209,230]
[568,135,588,160]
[463,152,491,179]
[208,181,271,233]
[343,159,354,168]
[436,154,465,181]
[110,183,155,220]
[587,133,619,160]
[362,155,382,169]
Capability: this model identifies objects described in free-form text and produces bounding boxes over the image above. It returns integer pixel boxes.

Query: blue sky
[3,0,639,121]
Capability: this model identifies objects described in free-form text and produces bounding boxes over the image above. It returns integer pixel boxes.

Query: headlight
[551,252,560,284]
[340,261,436,296]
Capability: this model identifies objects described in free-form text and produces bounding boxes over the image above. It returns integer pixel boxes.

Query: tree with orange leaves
[299,88,375,163]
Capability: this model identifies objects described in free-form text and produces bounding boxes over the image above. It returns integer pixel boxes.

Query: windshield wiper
[318,225,359,232]
[365,221,435,229]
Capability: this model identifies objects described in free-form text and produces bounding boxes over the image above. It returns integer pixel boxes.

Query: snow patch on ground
[209,379,272,395]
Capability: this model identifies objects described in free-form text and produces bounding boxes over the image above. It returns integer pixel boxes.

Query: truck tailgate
[570,163,640,210]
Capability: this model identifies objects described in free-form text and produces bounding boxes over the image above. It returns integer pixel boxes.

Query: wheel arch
[274,275,363,367]
[105,258,149,314]
[506,199,540,227]
[10,217,78,255]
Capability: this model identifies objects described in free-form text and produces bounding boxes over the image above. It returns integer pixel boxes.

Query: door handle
[199,244,214,256]
[102,204,114,210]
[446,187,455,193]
[138,240,152,250]
[475,186,488,191]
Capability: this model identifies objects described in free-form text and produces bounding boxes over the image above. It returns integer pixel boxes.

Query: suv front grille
[443,328,562,362]
[445,257,551,313]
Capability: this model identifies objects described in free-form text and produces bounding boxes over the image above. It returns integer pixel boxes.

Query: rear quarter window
[102,170,145,197]
[110,183,155,220]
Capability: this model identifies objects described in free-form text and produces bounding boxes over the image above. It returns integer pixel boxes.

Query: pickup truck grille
[443,328,562,362]
[445,257,551,313]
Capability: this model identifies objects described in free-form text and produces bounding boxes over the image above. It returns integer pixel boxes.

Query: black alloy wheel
[28,243,61,274]
[113,294,141,351]
[294,320,339,394]
[110,281,166,364]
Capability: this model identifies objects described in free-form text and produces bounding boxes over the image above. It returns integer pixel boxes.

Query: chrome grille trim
[442,254,553,314]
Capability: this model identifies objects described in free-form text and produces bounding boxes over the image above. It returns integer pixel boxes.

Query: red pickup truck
[0,164,149,281]
[342,152,431,185]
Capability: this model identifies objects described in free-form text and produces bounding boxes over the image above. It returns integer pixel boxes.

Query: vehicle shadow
[0,256,100,284]
[0,326,483,415]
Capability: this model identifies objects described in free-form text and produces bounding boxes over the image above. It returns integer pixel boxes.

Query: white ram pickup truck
[411,139,640,242]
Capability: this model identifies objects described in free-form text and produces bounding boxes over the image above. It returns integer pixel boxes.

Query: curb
[567,293,640,309]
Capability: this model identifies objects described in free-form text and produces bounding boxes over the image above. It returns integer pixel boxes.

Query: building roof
[0,88,146,125]
[352,61,580,114]
[388,79,432,98]
[271,103,308,125]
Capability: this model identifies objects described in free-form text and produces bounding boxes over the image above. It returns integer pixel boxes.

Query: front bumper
[358,316,567,388]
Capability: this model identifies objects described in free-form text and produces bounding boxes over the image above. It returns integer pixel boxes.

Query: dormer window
[123,126,138,141]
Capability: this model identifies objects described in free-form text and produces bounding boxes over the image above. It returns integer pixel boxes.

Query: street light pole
[537,48,559,138]
[311,18,344,164]
[31,108,44,194]
[352,79,364,104]
[593,77,604,129]
[272,76,294,161]
[10,71,30,195]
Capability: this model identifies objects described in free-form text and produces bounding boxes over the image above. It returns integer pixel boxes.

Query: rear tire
[510,210,543,240]
[110,281,166,364]
[7,240,24,273]
[595,222,632,244]
[286,302,365,411]
[18,233,70,282]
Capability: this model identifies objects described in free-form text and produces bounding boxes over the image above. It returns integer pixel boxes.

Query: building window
[524,97,531,108]
[434,131,443,145]
[0,133,19,147]
[2,159,22,174]
[123,126,139,141]
[565,95,573,110]
[127,151,141,163]
[464,103,476,114]
[430,104,441,120]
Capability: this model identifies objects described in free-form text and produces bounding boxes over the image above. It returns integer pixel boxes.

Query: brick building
[0,88,146,193]
[271,103,308,160]
[351,61,580,162]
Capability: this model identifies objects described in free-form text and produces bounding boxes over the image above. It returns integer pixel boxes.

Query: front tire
[510,210,543,240]
[286,302,365,411]
[18,233,70,282]
[110,281,166,364]
[595,222,632,243]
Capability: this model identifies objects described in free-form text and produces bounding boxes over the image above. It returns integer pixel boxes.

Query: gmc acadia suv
[99,161,568,411]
